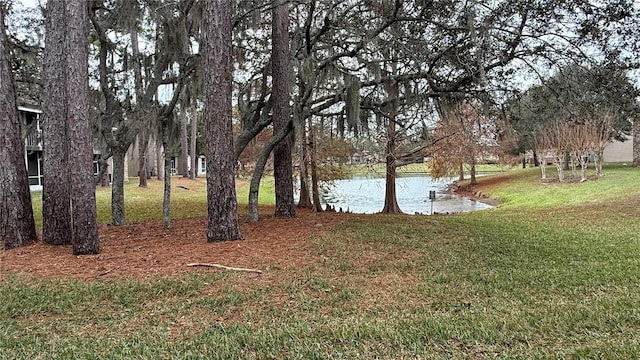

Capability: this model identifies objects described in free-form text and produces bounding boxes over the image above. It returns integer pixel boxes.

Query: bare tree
[533,126,551,180]
[203,0,241,241]
[0,3,37,250]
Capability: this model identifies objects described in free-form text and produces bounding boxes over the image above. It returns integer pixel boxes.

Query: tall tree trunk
[297,117,312,208]
[100,165,110,187]
[67,0,99,254]
[203,0,241,241]
[309,120,322,212]
[381,118,401,213]
[111,149,126,225]
[138,129,149,187]
[633,120,640,167]
[156,139,163,181]
[162,122,171,230]
[42,0,71,245]
[272,0,296,218]
[0,5,38,249]
[190,98,198,179]
[180,99,189,178]
[469,162,477,186]
[381,81,402,214]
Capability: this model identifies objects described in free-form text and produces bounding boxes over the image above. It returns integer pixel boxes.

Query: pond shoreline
[448,183,502,207]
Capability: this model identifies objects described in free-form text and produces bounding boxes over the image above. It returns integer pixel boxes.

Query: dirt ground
[0,209,356,281]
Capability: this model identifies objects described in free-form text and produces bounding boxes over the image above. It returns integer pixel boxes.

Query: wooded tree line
[1,0,639,252]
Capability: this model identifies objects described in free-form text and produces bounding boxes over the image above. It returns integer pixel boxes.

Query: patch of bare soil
[0,208,354,281]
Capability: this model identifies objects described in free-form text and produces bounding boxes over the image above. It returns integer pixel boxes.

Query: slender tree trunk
[272,0,296,218]
[633,120,640,167]
[190,98,198,179]
[458,163,465,181]
[101,165,110,187]
[203,0,241,241]
[0,5,38,249]
[42,0,71,245]
[111,149,126,225]
[595,149,604,177]
[297,118,312,208]
[469,162,477,186]
[180,99,189,178]
[66,0,99,254]
[381,80,401,214]
[580,158,588,182]
[162,124,171,229]
[554,154,565,182]
[138,129,149,187]
[156,140,163,181]
[381,118,401,213]
[540,156,547,179]
[249,122,292,222]
[309,120,322,212]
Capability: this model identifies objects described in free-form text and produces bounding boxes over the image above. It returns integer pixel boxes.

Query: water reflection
[320,175,493,214]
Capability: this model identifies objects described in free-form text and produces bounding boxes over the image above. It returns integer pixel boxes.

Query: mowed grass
[3,164,640,358]
[29,176,276,228]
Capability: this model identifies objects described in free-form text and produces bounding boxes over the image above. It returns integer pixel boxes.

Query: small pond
[319,175,494,215]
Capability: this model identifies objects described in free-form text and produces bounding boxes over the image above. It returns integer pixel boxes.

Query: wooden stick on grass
[186,263,263,274]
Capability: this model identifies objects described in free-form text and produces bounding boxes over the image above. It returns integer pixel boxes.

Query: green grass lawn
[29,176,276,228]
[3,164,640,358]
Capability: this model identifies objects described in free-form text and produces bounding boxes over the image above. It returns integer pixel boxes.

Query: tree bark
[203,0,241,241]
[272,0,296,218]
[42,0,71,245]
[190,98,198,179]
[180,97,189,178]
[111,149,126,225]
[156,140,164,181]
[309,119,323,212]
[66,0,99,254]
[382,121,402,213]
[138,129,149,187]
[0,5,38,249]
[469,162,477,186]
[162,122,171,230]
[297,116,312,208]
[381,80,402,214]
[248,121,293,222]
[633,120,640,167]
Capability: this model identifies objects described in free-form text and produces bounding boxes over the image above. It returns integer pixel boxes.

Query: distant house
[20,106,44,191]
[19,106,110,191]
[603,136,633,163]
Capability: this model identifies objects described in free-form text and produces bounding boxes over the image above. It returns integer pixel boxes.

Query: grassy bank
[3,165,640,358]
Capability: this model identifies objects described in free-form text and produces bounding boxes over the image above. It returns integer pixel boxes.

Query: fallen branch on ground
[186,263,263,274]
[97,266,120,277]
